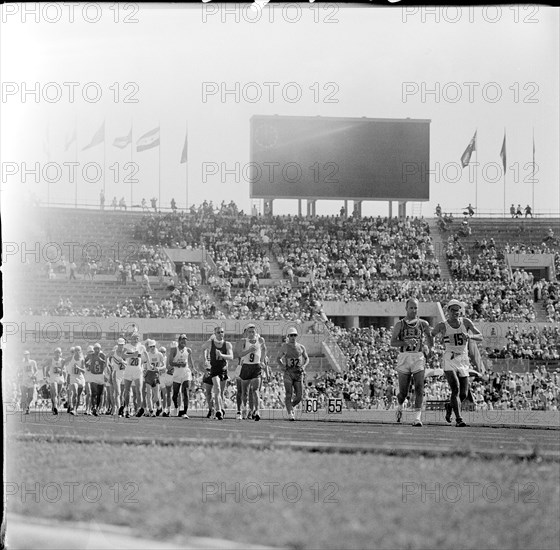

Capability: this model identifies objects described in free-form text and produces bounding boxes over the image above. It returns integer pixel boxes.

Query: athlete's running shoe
[53,407,58,415]
[289,411,295,421]
[412,420,423,427]
[125,411,130,419]
[456,420,468,427]
[445,402,452,423]
[215,410,223,420]
[156,408,162,417]
[221,409,226,418]
[253,412,260,421]
[236,411,242,421]
[136,407,144,418]
[206,409,213,419]
[396,409,402,423]
[118,405,124,417]
[162,411,169,417]
[182,414,190,419]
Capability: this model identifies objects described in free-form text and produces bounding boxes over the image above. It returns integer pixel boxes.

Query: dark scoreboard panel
[250,115,430,201]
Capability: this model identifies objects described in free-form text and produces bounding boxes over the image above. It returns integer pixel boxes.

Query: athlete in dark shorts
[234,324,270,421]
[201,327,233,420]
[390,298,433,427]
[277,327,309,421]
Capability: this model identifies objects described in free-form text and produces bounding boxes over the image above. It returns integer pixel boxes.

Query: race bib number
[304,398,318,413]
[130,357,139,367]
[288,357,301,369]
[327,398,343,414]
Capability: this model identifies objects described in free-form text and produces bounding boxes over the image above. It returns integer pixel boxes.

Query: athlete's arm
[300,344,310,369]
[390,321,405,348]
[464,318,483,341]
[220,342,234,361]
[187,348,196,372]
[276,345,287,368]
[431,322,446,342]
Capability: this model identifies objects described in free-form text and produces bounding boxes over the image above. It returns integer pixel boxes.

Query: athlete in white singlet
[432,299,483,427]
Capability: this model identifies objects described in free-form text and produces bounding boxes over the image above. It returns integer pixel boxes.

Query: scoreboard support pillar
[352,201,362,218]
[306,200,316,217]
[398,201,407,219]
[298,199,302,217]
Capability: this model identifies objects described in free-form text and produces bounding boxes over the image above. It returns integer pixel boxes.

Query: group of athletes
[17,298,481,426]
[390,298,483,427]
[17,323,309,422]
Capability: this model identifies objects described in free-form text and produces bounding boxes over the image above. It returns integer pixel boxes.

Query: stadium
[2,4,560,550]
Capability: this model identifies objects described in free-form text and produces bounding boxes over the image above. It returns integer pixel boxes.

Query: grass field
[7,440,560,550]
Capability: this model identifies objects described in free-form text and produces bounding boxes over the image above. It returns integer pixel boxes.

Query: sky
[1,3,559,221]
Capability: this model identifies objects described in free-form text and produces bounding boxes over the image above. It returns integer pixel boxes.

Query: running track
[8,408,560,460]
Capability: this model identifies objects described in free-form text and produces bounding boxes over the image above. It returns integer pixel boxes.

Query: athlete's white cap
[87,345,94,352]
[446,299,465,310]
[23,350,30,355]
[159,346,166,353]
[287,327,298,336]
[117,338,126,345]
[146,339,156,347]
[93,343,101,350]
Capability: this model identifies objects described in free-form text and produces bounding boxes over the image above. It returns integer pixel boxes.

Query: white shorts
[49,376,65,386]
[172,367,192,384]
[159,373,173,387]
[396,352,425,375]
[89,374,105,386]
[124,365,143,382]
[442,351,470,378]
[68,378,85,388]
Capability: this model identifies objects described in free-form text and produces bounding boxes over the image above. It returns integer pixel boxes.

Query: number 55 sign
[327,398,343,414]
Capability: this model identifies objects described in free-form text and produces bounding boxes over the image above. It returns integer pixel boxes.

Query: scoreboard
[250,115,430,201]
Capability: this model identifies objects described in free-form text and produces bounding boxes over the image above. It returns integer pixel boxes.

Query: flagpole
[130,120,134,208]
[103,120,106,202]
[474,130,478,214]
[532,127,535,214]
[74,119,78,208]
[47,124,50,207]
[158,122,161,209]
[185,122,189,213]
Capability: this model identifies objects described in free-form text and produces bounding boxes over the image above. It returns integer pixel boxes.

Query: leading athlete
[432,299,483,427]
[390,298,433,427]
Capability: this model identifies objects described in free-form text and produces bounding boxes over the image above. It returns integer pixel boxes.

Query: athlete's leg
[172,382,181,413]
[283,377,294,414]
[444,370,461,420]
[292,379,303,409]
[181,380,190,416]
[412,370,425,423]
[212,377,223,416]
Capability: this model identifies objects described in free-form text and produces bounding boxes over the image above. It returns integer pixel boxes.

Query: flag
[65,127,76,151]
[82,122,105,151]
[113,128,132,149]
[500,132,506,172]
[180,126,188,163]
[136,126,160,152]
[460,131,477,168]
[532,130,535,181]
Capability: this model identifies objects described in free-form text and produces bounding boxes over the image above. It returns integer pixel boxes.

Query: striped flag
[136,127,160,152]
[460,131,477,168]
[113,128,132,149]
[500,132,506,172]
[82,121,105,151]
[180,126,188,164]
